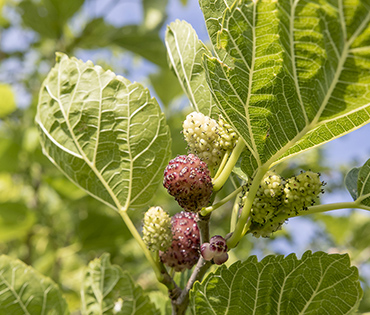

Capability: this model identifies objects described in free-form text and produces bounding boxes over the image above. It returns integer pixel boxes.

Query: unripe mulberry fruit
[163,154,213,212]
[183,112,224,169]
[283,171,324,214]
[250,171,284,224]
[201,235,228,265]
[160,211,200,272]
[216,115,238,150]
[142,206,172,252]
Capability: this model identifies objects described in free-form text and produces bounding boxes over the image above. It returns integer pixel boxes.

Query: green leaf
[199,0,235,66]
[81,253,160,315]
[190,251,362,315]
[18,0,84,39]
[202,0,370,175]
[0,84,16,118]
[345,166,360,201]
[357,158,370,206]
[36,53,171,211]
[165,20,218,117]
[0,202,36,242]
[71,19,167,67]
[0,255,69,314]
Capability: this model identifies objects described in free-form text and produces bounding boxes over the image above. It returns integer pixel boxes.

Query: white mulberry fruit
[142,206,172,252]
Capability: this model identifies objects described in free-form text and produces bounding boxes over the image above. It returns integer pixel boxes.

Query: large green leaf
[190,251,362,314]
[165,20,218,117]
[81,253,160,315]
[0,255,69,314]
[203,0,370,175]
[199,0,235,66]
[36,53,171,211]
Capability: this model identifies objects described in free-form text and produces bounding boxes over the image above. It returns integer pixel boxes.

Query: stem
[230,190,242,232]
[261,201,370,234]
[298,201,370,216]
[212,140,245,191]
[200,186,243,216]
[227,165,269,248]
[214,150,231,180]
[118,210,176,290]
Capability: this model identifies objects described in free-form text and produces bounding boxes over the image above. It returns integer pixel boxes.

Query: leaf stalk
[212,140,245,191]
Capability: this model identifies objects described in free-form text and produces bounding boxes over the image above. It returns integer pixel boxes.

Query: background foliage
[1,0,370,313]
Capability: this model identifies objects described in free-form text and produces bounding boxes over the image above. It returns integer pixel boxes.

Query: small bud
[200,235,228,264]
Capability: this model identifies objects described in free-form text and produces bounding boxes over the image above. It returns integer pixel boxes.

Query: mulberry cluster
[159,212,200,272]
[201,235,228,265]
[244,170,324,238]
[163,154,213,212]
[142,206,172,252]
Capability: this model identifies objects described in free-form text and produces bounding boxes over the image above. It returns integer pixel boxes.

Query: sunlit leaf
[81,253,160,315]
[190,251,362,314]
[0,202,35,242]
[36,53,171,211]
[165,20,218,117]
[0,84,16,118]
[202,0,370,175]
[0,255,69,314]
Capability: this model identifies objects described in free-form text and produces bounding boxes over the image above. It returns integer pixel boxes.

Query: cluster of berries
[183,112,238,170]
[143,209,201,271]
[245,170,324,238]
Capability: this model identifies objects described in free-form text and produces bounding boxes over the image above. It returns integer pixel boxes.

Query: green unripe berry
[183,112,224,170]
[250,171,284,224]
[216,115,239,150]
[142,206,172,252]
[283,171,323,214]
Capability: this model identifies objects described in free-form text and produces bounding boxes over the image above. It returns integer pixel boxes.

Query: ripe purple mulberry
[163,154,213,212]
[159,211,200,272]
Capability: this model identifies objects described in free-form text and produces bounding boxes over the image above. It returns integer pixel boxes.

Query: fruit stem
[212,140,245,191]
[214,150,231,180]
[227,165,269,248]
[230,190,243,231]
[118,210,176,291]
[264,201,370,231]
[200,186,243,216]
